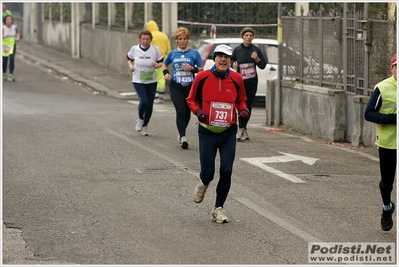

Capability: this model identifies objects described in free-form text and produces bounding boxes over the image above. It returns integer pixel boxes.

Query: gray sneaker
[154,98,164,104]
[212,207,230,223]
[193,181,208,203]
[236,128,244,140]
[242,128,249,140]
[141,125,148,136]
[135,118,143,132]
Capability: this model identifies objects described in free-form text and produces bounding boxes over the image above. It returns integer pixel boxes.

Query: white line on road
[241,159,306,183]
[104,127,200,179]
[119,92,136,96]
[107,128,321,243]
[235,197,321,242]
[240,152,320,183]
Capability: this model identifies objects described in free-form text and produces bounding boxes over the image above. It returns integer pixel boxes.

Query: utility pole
[71,3,80,58]
[162,3,178,47]
[276,3,282,126]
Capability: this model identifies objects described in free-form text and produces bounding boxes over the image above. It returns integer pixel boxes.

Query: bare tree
[387,2,396,56]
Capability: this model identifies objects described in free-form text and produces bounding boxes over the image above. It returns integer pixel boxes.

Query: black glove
[239,109,250,122]
[387,114,397,124]
[195,109,208,122]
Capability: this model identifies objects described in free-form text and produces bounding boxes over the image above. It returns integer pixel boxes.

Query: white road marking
[127,100,140,105]
[241,152,319,183]
[235,197,321,242]
[119,92,136,96]
[107,128,322,242]
[104,127,200,179]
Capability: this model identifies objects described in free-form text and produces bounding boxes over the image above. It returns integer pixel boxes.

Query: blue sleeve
[364,87,396,124]
[164,50,173,65]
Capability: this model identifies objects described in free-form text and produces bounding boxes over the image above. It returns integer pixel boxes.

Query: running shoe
[381,202,395,231]
[180,136,189,149]
[212,207,230,223]
[236,128,244,140]
[242,128,249,140]
[154,98,164,104]
[193,181,208,203]
[141,125,148,136]
[135,118,143,132]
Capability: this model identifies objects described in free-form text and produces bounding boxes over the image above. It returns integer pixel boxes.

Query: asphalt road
[2,52,396,266]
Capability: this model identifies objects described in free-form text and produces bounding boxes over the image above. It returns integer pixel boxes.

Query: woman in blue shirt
[162,27,203,149]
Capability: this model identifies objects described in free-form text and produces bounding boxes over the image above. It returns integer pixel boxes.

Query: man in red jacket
[186,44,249,223]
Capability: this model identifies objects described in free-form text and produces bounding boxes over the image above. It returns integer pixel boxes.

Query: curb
[18,48,136,101]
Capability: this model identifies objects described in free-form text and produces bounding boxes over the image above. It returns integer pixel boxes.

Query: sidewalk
[16,40,145,101]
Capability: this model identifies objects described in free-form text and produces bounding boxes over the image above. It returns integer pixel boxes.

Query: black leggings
[169,80,191,138]
[238,80,257,129]
[378,147,397,206]
[3,43,16,74]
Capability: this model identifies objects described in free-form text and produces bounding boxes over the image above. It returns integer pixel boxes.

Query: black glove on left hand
[195,109,208,123]
[239,109,250,122]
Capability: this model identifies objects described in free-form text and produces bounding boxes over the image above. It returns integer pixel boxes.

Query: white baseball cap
[213,44,233,56]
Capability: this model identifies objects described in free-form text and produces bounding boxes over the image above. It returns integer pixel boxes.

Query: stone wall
[266,80,377,146]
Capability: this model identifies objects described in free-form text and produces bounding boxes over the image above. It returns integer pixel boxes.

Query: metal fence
[282,10,396,95]
[282,16,344,88]
[9,2,395,96]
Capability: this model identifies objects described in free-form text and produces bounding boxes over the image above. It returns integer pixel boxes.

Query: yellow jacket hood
[146,20,159,32]
[145,20,171,58]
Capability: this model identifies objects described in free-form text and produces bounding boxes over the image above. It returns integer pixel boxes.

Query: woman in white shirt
[126,30,163,136]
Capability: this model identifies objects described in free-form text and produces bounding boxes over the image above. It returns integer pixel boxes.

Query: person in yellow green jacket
[2,3,13,23]
[365,53,397,231]
[2,15,20,82]
[145,20,171,103]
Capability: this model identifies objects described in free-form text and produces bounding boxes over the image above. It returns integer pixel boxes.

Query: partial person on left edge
[2,3,12,22]
[2,14,20,82]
